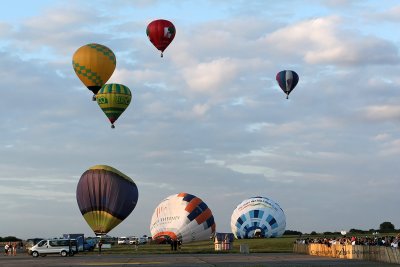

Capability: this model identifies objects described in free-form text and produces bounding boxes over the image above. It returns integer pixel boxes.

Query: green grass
[87,236,297,255]
[86,232,400,255]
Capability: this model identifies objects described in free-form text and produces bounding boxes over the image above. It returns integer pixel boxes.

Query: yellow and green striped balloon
[96,83,132,128]
[72,43,116,100]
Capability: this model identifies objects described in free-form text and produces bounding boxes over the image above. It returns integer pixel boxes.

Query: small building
[214,233,234,251]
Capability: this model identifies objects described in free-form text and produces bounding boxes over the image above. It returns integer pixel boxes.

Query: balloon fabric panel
[76,165,138,235]
[77,169,138,219]
[146,19,176,56]
[82,211,122,236]
[96,83,132,126]
[150,193,216,243]
[72,43,116,94]
[230,196,286,239]
[276,70,299,98]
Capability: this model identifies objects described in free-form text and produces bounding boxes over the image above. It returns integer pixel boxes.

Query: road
[0,253,394,267]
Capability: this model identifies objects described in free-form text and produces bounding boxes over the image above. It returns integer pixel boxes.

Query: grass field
[88,236,297,255]
[85,232,400,255]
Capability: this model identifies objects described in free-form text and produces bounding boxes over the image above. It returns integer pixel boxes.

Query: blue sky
[0,0,400,239]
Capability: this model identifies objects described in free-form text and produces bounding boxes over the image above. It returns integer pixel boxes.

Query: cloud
[372,133,391,142]
[377,139,400,156]
[363,105,400,121]
[263,16,400,65]
[182,58,239,94]
[370,5,400,22]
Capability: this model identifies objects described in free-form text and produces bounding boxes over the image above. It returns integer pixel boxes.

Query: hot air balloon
[146,19,176,57]
[72,43,116,100]
[276,70,299,99]
[230,196,286,239]
[76,165,138,236]
[150,193,216,244]
[96,83,132,128]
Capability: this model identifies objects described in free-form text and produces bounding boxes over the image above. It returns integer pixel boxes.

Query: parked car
[28,239,78,257]
[25,238,44,251]
[118,237,129,245]
[83,241,95,251]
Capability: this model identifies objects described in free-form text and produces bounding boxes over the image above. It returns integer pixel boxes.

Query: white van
[118,237,129,245]
[29,239,78,257]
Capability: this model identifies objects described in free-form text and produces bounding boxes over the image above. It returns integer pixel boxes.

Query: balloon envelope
[72,43,116,97]
[146,19,176,57]
[231,196,286,239]
[276,70,299,99]
[76,165,138,236]
[96,83,132,128]
[150,193,216,243]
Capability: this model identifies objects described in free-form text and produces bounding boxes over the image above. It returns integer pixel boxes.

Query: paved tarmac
[0,253,395,267]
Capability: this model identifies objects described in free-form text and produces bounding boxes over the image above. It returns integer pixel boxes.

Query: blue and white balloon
[230,196,286,238]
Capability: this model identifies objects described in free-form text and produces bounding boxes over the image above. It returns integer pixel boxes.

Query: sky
[0,0,400,239]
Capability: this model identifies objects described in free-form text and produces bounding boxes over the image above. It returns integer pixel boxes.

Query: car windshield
[37,240,47,247]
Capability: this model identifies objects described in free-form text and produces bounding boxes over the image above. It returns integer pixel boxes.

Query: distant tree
[310,231,317,235]
[1,236,21,242]
[349,228,367,234]
[283,230,302,236]
[379,222,395,232]
[323,231,334,235]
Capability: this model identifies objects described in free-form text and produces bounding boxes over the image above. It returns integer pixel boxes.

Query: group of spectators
[295,234,400,248]
[3,242,19,256]
[169,239,182,251]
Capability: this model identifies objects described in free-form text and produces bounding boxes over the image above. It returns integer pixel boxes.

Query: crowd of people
[295,234,400,248]
[3,242,19,256]
[169,239,182,251]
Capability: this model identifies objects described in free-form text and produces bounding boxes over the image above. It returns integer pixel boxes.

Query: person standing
[98,240,103,255]
[12,242,17,256]
[4,243,9,256]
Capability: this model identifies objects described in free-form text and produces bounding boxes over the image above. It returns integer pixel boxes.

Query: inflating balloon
[231,196,286,239]
[146,19,176,57]
[276,70,299,99]
[96,83,132,128]
[150,193,216,243]
[76,165,138,236]
[72,43,116,100]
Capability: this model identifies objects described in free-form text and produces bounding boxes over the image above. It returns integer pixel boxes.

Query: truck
[63,234,84,252]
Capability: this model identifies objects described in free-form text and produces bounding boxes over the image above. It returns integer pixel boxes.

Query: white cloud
[364,105,400,121]
[182,58,239,93]
[371,5,400,22]
[192,103,210,116]
[378,139,400,156]
[263,16,399,65]
[372,133,391,141]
